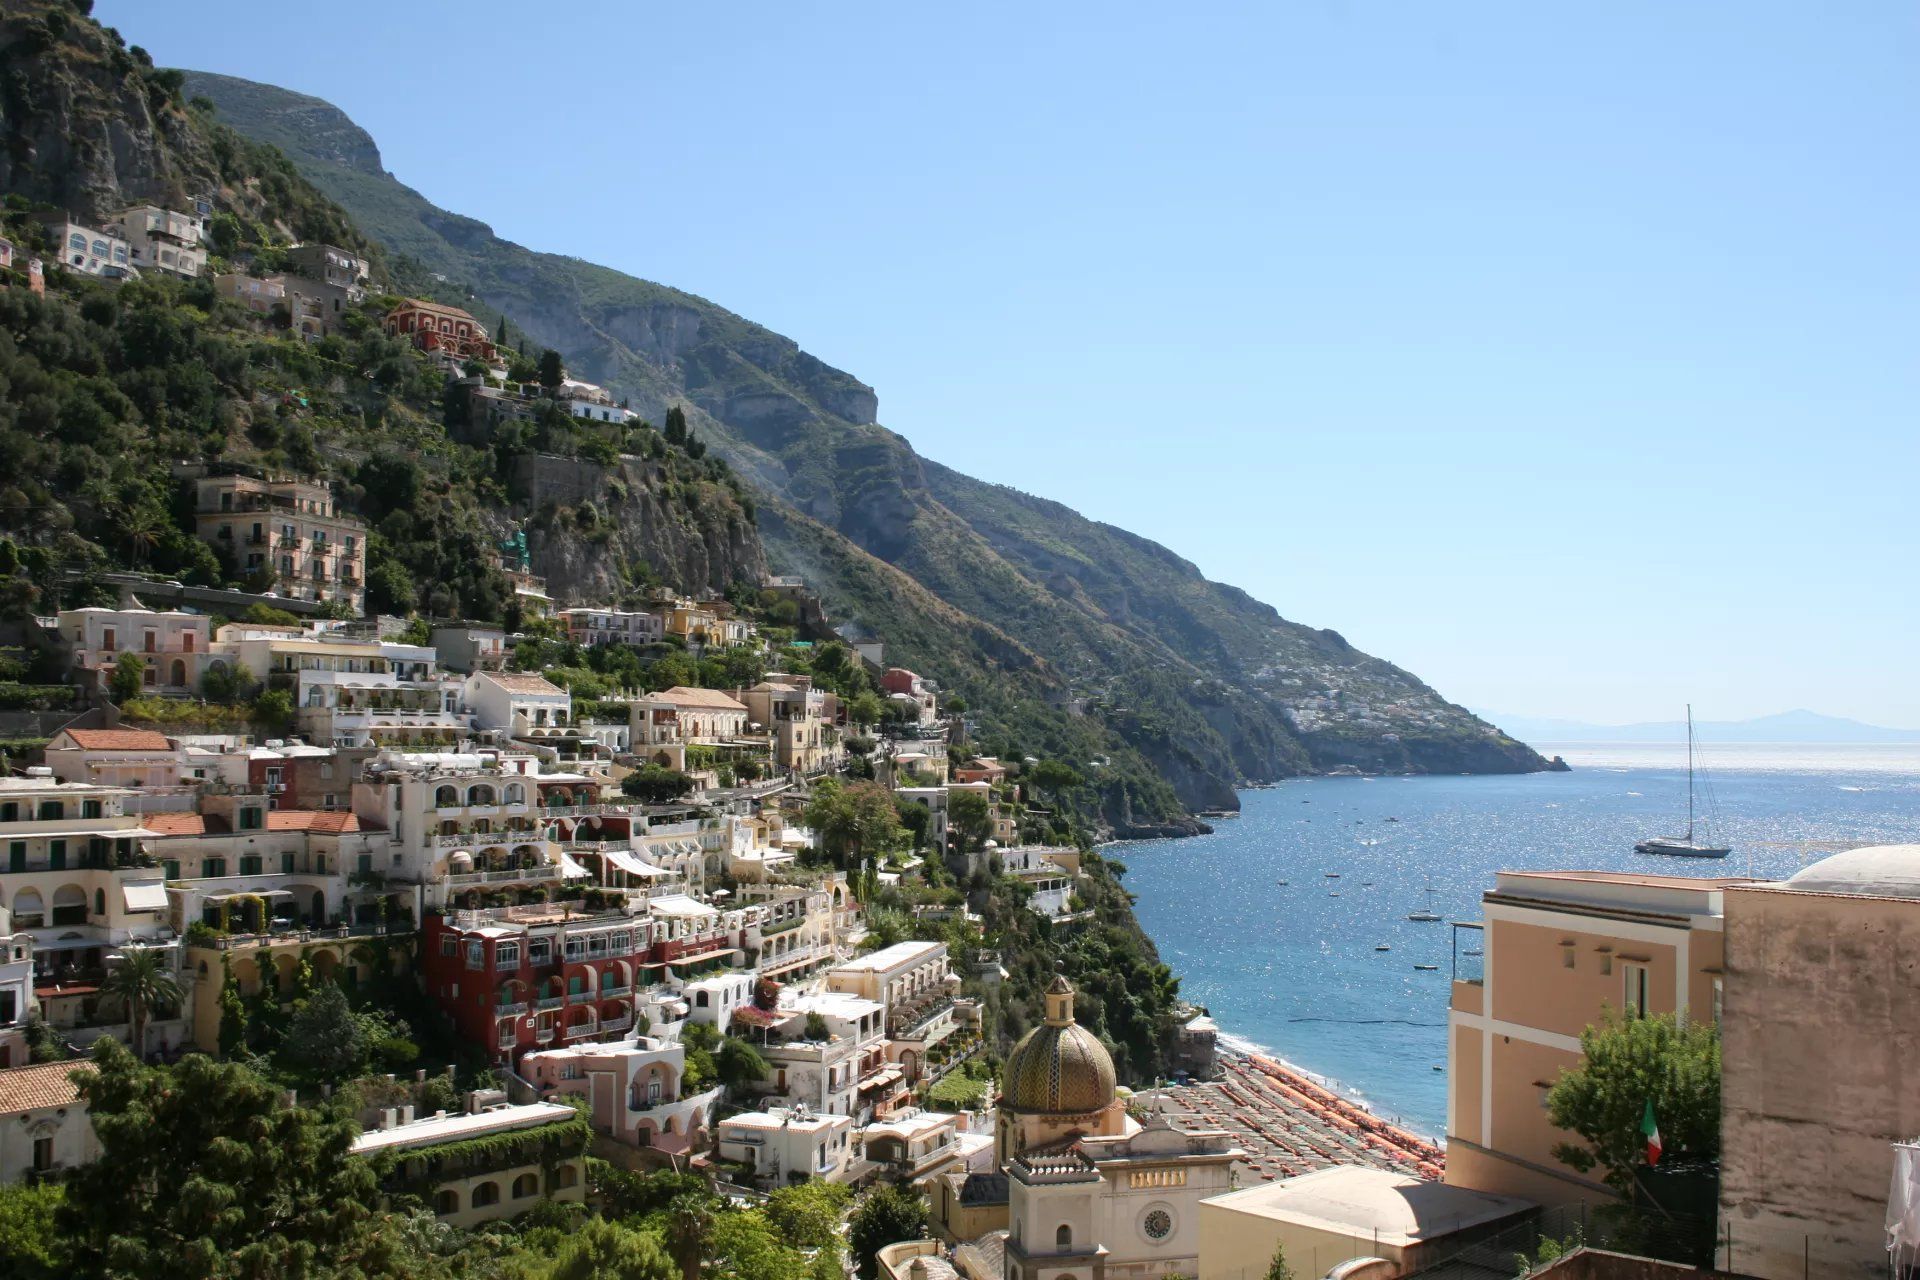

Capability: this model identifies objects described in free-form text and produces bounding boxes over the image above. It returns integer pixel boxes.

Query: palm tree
[99,948,182,1060]
[662,1191,715,1280]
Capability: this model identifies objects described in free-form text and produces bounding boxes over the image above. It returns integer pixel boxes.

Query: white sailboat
[1407,885,1442,923]
[1635,704,1731,859]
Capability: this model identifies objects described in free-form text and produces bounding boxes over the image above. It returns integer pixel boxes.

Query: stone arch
[51,883,87,924]
[470,1181,500,1207]
[309,948,340,984]
[504,782,527,805]
[8,888,40,927]
[1056,1224,1073,1250]
[435,785,458,808]
[434,1188,460,1215]
[467,784,496,807]
[511,1172,539,1199]
[554,1163,579,1189]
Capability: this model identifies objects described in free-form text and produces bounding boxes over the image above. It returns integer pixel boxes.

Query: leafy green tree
[1263,1241,1297,1280]
[281,982,368,1084]
[538,348,565,390]
[199,660,253,704]
[0,1181,68,1280]
[621,766,694,804]
[848,1184,928,1280]
[663,405,688,447]
[108,652,145,703]
[765,1180,853,1250]
[590,1164,709,1221]
[947,790,993,854]
[705,1208,817,1280]
[1546,1008,1720,1192]
[249,687,297,734]
[60,1039,387,1278]
[215,954,248,1057]
[241,603,301,626]
[1029,759,1084,793]
[806,778,904,869]
[846,691,885,727]
[714,1035,770,1091]
[543,1216,676,1280]
[98,947,181,1059]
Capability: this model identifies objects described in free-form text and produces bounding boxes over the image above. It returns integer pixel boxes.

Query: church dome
[1001,973,1117,1116]
[1785,844,1920,898]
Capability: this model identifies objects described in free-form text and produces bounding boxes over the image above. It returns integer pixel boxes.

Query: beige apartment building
[1446,870,1742,1204]
[193,474,367,611]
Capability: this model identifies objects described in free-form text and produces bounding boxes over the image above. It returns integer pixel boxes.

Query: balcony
[600,1012,632,1033]
[568,990,596,1005]
[496,1001,529,1017]
[535,1027,555,1044]
[536,995,565,1011]
[444,864,562,887]
[890,996,957,1043]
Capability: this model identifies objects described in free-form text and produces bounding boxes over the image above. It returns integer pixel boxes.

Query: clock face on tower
[1142,1208,1172,1240]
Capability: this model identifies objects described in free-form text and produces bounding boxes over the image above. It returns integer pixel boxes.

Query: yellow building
[1445,870,1742,1204]
[351,1099,587,1229]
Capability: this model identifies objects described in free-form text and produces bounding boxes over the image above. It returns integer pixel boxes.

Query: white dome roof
[1785,844,1920,898]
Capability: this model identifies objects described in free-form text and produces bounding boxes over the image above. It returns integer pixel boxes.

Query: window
[1622,962,1651,1017]
[203,857,226,878]
[82,800,102,819]
[32,1137,52,1173]
[527,939,552,966]
[163,859,180,880]
[471,1182,499,1207]
[1712,976,1724,1025]
[1561,944,1575,970]
[495,942,520,969]
[281,853,295,875]
[239,808,262,831]
[1056,1224,1074,1250]
[48,840,65,870]
[440,934,458,957]
[1142,1209,1172,1240]
[465,940,486,971]
[239,855,262,876]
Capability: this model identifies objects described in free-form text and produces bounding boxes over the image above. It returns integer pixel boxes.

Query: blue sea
[1117,743,1920,1139]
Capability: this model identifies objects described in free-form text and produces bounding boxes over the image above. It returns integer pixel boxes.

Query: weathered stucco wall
[1720,886,1920,1279]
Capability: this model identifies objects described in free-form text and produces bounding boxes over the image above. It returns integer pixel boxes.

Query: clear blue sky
[119,2,1919,726]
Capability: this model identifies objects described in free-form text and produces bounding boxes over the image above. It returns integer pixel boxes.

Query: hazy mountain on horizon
[1477,708,1920,744]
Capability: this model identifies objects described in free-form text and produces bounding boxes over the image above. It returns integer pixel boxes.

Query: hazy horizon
[117,0,1920,725]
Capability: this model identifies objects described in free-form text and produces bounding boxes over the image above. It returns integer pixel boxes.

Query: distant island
[1478,708,1920,745]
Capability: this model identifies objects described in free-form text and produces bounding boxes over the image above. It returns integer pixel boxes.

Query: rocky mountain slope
[180,69,1546,806]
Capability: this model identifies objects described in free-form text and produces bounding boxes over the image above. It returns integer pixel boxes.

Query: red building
[384,298,498,363]
[422,900,753,1064]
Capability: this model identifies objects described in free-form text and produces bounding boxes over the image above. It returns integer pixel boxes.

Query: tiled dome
[1001,974,1116,1116]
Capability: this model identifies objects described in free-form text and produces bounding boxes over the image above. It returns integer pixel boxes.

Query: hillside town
[2,211,1915,1280]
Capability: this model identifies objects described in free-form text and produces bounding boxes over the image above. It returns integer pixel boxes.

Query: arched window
[555,1163,579,1189]
[470,1181,500,1207]
[1056,1224,1073,1250]
[512,1172,539,1199]
[435,785,458,808]
[504,783,526,805]
[468,785,496,807]
[434,1188,460,1215]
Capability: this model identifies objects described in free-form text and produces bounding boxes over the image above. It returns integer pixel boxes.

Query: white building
[740,988,892,1122]
[0,907,33,1070]
[828,940,961,1081]
[57,605,211,698]
[43,728,182,793]
[45,216,131,277]
[213,623,467,748]
[351,749,571,909]
[558,607,663,650]
[461,670,572,737]
[681,969,757,1035]
[715,1105,855,1185]
[117,205,206,279]
[0,1060,99,1183]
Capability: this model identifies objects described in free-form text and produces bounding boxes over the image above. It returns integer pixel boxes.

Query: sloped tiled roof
[61,728,172,751]
[268,810,375,833]
[0,1061,82,1115]
[147,812,223,836]
[477,672,567,695]
[654,686,746,711]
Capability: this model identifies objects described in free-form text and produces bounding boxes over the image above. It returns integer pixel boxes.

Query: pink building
[520,1035,722,1157]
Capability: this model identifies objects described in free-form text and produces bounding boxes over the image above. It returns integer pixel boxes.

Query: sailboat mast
[1685,703,1695,842]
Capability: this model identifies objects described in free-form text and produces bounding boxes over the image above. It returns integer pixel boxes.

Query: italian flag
[1642,1099,1663,1166]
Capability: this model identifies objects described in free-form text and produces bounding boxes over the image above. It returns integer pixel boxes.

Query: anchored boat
[1635,705,1731,859]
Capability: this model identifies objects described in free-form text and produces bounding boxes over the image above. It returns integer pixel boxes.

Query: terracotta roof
[267,810,373,833]
[654,686,747,711]
[477,671,567,695]
[60,728,172,752]
[147,813,221,836]
[0,1061,83,1115]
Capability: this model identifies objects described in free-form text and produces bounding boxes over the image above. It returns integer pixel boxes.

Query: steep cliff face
[0,4,220,220]
[184,69,1549,812]
[508,454,765,604]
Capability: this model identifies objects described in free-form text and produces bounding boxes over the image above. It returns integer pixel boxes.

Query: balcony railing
[890,997,957,1042]
[535,996,565,1011]
[568,990,596,1005]
[496,1001,529,1017]
[444,865,561,887]
[600,1012,632,1033]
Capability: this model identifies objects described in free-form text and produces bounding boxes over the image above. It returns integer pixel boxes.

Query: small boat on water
[1374,944,1391,952]
[1635,706,1731,859]
[1407,884,1443,923]
[1275,879,1290,886]
[1413,964,1439,971]
[1325,872,1341,878]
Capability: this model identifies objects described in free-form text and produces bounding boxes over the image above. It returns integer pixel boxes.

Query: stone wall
[1720,886,1920,1279]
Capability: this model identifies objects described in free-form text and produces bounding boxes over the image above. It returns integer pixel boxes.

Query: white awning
[607,850,667,878]
[647,894,718,919]
[122,882,169,912]
[558,854,592,881]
